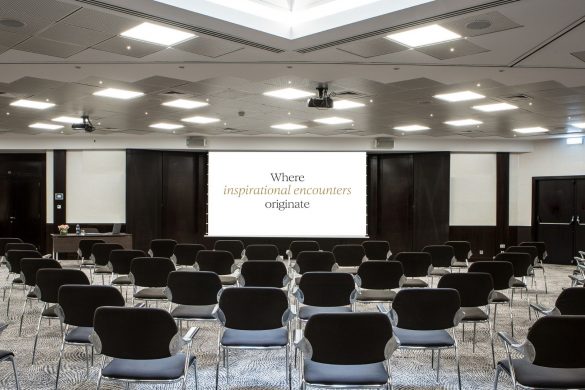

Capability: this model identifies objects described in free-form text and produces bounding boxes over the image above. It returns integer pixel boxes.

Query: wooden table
[51,233,133,260]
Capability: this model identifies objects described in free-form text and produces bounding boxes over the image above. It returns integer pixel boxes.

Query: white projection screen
[207,152,367,237]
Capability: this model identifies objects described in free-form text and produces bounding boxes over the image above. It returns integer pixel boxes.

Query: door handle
[9,216,15,221]
[537,216,574,225]
[578,216,584,226]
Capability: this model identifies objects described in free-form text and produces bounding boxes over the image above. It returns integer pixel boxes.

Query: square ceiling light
[473,102,518,112]
[444,119,483,126]
[121,22,196,46]
[162,99,209,109]
[52,116,82,123]
[333,100,366,109]
[271,123,307,130]
[29,122,63,130]
[149,122,184,130]
[10,99,55,110]
[386,24,461,47]
[263,88,314,100]
[571,122,585,129]
[393,125,430,131]
[513,127,549,134]
[313,117,353,125]
[93,88,144,100]
[434,91,485,102]
[182,116,221,124]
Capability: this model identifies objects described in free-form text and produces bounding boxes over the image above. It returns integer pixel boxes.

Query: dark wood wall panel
[495,153,510,249]
[449,226,497,261]
[53,151,66,228]
[162,152,197,242]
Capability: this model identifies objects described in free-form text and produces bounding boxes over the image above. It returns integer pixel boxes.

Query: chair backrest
[304,312,394,365]
[555,287,585,315]
[527,316,585,368]
[444,241,471,262]
[295,251,336,274]
[391,288,461,330]
[93,307,179,360]
[214,240,244,259]
[58,285,124,327]
[20,258,61,287]
[92,243,123,267]
[507,245,538,264]
[0,238,22,256]
[520,241,547,261]
[149,239,177,258]
[468,261,514,291]
[437,272,493,308]
[172,243,206,266]
[240,261,288,288]
[288,241,320,259]
[36,269,90,304]
[6,250,42,274]
[5,242,36,252]
[130,257,175,288]
[423,245,455,268]
[109,249,146,275]
[244,244,280,261]
[78,239,105,259]
[298,272,356,307]
[494,252,532,277]
[361,240,391,260]
[394,252,431,278]
[195,250,234,275]
[166,271,222,305]
[357,261,404,290]
[332,244,366,267]
[218,287,288,330]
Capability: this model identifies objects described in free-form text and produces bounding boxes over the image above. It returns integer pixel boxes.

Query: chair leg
[508,301,514,337]
[462,323,465,341]
[18,298,28,336]
[488,321,496,369]
[31,309,45,364]
[436,349,441,382]
[493,365,501,390]
[455,345,462,390]
[225,349,229,386]
[215,345,221,390]
[6,282,14,315]
[85,345,90,377]
[9,357,20,390]
[542,268,548,294]
[472,323,477,353]
[55,336,66,389]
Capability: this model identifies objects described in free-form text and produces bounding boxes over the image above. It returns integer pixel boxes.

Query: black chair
[148,239,177,258]
[77,239,105,271]
[530,287,585,317]
[172,244,206,267]
[297,312,396,389]
[243,244,281,261]
[55,285,125,388]
[445,241,472,271]
[90,243,123,284]
[438,272,496,367]
[394,252,432,288]
[496,252,535,310]
[294,272,357,324]
[4,249,42,315]
[0,237,22,263]
[362,240,392,260]
[130,257,176,305]
[195,250,238,285]
[214,240,244,261]
[240,261,290,289]
[165,271,222,331]
[293,251,336,284]
[0,322,20,389]
[469,261,516,336]
[520,241,548,293]
[286,241,320,262]
[424,245,455,285]
[495,316,585,390]
[18,258,61,336]
[507,245,543,292]
[386,288,463,389]
[32,269,90,364]
[332,244,366,274]
[5,243,36,252]
[214,287,291,389]
[92,306,198,389]
[355,261,405,307]
[108,249,146,297]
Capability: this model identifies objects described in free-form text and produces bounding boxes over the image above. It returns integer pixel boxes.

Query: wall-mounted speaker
[374,138,395,149]
[186,136,207,148]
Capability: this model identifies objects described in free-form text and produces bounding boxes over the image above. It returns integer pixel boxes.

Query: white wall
[66,151,126,223]
[509,139,585,226]
[450,153,497,226]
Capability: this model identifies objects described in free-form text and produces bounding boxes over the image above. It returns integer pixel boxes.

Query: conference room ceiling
[0,0,584,139]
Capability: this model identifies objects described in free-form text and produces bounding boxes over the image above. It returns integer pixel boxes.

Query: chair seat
[355,289,396,302]
[304,360,389,386]
[491,291,510,303]
[401,279,428,288]
[93,266,111,274]
[451,261,468,268]
[171,304,216,320]
[512,278,527,288]
[102,354,195,381]
[499,359,585,388]
[219,275,237,285]
[80,260,95,266]
[221,327,288,347]
[42,305,59,318]
[11,277,22,284]
[461,307,489,321]
[111,275,131,285]
[134,287,167,300]
[299,306,352,321]
[27,291,37,298]
[430,268,450,276]
[65,326,93,344]
[393,327,455,348]
[335,266,359,274]
[0,350,14,360]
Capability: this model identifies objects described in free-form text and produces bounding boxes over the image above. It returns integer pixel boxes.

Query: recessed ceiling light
[120,22,196,46]
[566,137,583,145]
[52,116,82,124]
[571,122,585,129]
[93,88,144,100]
[181,116,221,124]
[29,122,63,130]
[162,99,209,109]
[333,100,366,110]
[10,99,55,110]
[313,117,353,125]
[263,88,314,100]
[473,102,518,112]
[393,125,430,131]
[434,91,485,102]
[386,24,461,47]
[445,119,483,126]
[513,127,549,134]
[149,122,184,130]
[271,123,307,130]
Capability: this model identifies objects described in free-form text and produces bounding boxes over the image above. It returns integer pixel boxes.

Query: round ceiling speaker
[0,18,25,28]
[466,20,492,30]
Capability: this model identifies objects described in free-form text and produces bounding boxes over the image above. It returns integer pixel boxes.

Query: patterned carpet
[0,262,574,390]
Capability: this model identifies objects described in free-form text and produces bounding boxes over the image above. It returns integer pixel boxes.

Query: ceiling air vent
[504,94,532,101]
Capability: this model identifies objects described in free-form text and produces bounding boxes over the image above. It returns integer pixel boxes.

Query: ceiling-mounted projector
[308,86,333,109]
[71,115,95,132]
